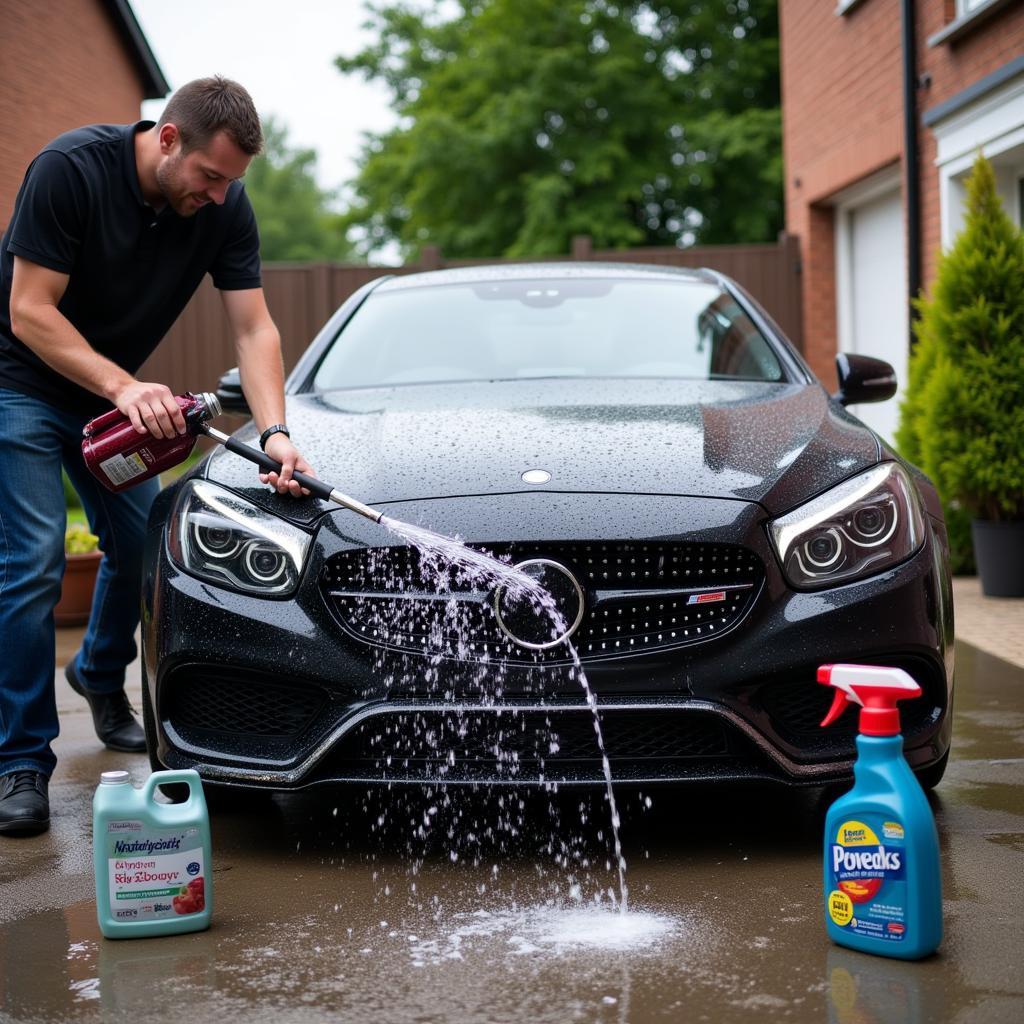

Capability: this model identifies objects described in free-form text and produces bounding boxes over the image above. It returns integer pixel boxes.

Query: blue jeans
[0,388,159,778]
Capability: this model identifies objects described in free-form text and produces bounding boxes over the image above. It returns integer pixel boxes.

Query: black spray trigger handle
[200,425,385,523]
[201,426,334,500]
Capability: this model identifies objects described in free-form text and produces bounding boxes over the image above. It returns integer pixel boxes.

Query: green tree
[337,0,781,259]
[897,155,1024,539]
[243,117,353,262]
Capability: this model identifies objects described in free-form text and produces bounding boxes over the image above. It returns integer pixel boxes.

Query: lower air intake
[162,671,327,740]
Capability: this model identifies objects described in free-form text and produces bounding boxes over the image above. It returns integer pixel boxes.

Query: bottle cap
[100,770,131,785]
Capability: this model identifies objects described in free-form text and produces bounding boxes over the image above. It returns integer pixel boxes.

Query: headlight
[167,480,311,596]
[770,463,925,589]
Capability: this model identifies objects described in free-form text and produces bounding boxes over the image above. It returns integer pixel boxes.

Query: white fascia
[931,73,1024,247]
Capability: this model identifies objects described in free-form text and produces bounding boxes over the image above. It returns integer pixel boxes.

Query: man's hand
[114,381,187,438]
[260,433,317,497]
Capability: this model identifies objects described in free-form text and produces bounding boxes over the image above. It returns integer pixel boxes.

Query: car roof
[373,261,723,292]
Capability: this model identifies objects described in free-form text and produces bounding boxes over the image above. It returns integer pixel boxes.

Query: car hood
[203,378,880,521]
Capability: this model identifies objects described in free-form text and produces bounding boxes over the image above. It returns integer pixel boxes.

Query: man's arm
[220,287,316,497]
[9,256,187,437]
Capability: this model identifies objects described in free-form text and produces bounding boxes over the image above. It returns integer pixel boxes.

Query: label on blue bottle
[827,817,907,943]
[104,820,206,922]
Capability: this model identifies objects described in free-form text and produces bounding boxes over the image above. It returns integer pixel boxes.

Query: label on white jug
[105,820,206,921]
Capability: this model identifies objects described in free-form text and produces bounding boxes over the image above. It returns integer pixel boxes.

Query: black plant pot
[972,520,1024,598]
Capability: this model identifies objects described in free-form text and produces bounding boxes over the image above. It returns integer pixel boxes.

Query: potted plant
[56,522,102,627]
[897,154,1024,596]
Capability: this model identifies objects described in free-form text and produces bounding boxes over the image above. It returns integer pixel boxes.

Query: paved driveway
[0,635,1021,1023]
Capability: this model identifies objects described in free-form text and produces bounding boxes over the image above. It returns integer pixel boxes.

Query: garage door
[843,188,907,443]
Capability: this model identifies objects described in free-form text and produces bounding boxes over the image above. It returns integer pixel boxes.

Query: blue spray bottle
[819,664,942,960]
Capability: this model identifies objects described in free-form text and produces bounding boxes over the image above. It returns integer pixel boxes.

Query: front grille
[331,708,737,771]
[321,540,763,665]
[162,671,327,740]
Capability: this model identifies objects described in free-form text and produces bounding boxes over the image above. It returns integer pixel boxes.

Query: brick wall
[780,0,1024,385]
[915,1,1024,287]
[0,0,148,227]
[780,0,905,385]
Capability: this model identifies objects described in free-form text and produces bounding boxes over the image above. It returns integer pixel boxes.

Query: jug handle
[142,769,202,804]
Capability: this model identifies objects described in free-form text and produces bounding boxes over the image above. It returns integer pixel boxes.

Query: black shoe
[0,771,50,835]
[65,660,147,753]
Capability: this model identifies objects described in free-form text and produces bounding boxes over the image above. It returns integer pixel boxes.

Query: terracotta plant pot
[55,550,102,627]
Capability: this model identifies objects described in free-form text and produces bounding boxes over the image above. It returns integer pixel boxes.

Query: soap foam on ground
[405,903,681,967]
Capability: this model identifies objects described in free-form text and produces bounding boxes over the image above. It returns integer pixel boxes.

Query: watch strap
[258,424,290,451]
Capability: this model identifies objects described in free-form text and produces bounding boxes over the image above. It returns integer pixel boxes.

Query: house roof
[101,0,170,99]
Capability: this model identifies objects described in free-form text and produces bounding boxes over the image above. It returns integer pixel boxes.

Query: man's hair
[158,76,263,156]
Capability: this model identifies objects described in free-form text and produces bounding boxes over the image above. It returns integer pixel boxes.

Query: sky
[130,0,397,200]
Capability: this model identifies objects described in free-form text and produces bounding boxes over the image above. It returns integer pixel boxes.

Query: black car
[141,264,953,794]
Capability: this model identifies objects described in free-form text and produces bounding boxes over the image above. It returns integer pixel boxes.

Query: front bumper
[142,490,953,789]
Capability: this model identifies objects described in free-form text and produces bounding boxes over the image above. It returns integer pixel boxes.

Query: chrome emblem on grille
[493,558,585,650]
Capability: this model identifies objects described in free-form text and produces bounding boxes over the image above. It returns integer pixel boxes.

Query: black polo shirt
[0,120,261,416]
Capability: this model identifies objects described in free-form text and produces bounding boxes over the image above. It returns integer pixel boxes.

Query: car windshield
[313,277,785,390]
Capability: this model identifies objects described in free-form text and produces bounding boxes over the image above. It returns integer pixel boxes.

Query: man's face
[155,127,252,217]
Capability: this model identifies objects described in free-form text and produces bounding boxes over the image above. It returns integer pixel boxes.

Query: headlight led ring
[844,498,899,549]
[802,528,844,570]
[192,523,242,560]
[243,542,288,584]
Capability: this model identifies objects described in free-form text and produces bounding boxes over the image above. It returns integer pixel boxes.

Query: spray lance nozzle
[818,664,922,737]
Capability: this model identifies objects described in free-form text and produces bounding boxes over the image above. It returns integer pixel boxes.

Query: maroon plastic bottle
[81,392,222,493]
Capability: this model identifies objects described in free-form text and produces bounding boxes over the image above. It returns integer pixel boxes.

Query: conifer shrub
[896,154,1024,570]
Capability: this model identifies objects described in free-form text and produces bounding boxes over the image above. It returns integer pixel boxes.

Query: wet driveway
[1,640,1021,1023]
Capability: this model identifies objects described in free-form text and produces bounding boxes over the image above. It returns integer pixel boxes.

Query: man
[0,77,314,835]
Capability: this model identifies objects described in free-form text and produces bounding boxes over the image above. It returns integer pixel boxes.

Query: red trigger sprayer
[817,663,942,960]
[818,663,922,735]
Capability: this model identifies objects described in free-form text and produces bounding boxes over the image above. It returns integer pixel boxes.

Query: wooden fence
[139,233,802,396]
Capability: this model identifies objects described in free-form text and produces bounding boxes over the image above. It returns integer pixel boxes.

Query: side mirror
[833,353,897,406]
[215,367,250,415]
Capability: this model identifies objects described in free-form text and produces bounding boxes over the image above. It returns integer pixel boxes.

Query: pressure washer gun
[82,391,384,523]
[818,664,922,736]
[81,392,222,493]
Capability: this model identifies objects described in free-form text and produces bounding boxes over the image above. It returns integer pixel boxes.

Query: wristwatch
[258,424,290,451]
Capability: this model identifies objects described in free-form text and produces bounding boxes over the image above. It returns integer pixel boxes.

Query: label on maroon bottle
[827,817,908,943]
[99,451,148,486]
